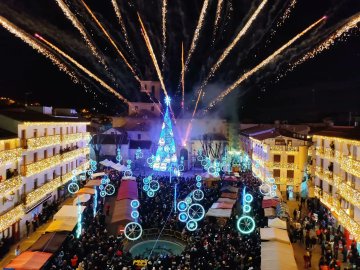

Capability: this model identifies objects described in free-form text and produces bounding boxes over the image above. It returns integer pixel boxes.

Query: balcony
[26,135,61,150]
[316,147,341,161]
[268,162,298,169]
[61,132,91,144]
[315,167,333,185]
[0,148,23,165]
[0,204,25,232]
[25,177,62,208]
[341,156,360,178]
[0,175,22,196]
[333,176,360,209]
[270,145,299,153]
[22,147,90,177]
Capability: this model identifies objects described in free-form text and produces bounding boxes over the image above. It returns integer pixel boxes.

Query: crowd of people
[289,197,360,269]
[34,168,265,270]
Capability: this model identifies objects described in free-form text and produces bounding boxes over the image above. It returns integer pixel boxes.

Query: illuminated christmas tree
[153,96,178,172]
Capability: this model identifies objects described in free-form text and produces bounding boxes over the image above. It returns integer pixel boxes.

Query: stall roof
[4,251,52,270]
[217,198,237,204]
[53,205,86,221]
[77,187,96,195]
[85,179,102,187]
[205,208,232,218]
[110,199,132,225]
[268,217,287,230]
[210,202,234,209]
[46,219,78,233]
[261,241,297,270]
[260,227,290,244]
[220,192,238,199]
[29,232,68,253]
[117,180,138,200]
[220,186,239,193]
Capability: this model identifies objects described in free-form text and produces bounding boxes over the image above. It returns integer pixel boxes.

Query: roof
[201,133,227,141]
[313,126,360,140]
[123,122,151,131]
[0,128,17,140]
[240,125,274,136]
[251,128,309,142]
[128,92,156,103]
[0,109,88,123]
[129,140,152,149]
[91,134,129,145]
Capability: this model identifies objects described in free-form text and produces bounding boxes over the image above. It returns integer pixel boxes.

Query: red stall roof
[116,180,138,200]
[4,251,52,270]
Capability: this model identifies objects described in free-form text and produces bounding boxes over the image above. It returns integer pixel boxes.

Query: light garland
[341,156,360,178]
[61,132,90,144]
[61,148,89,163]
[0,148,23,165]
[268,162,298,169]
[0,205,25,232]
[314,166,333,185]
[0,175,22,196]
[269,145,299,153]
[314,135,360,147]
[27,135,61,150]
[21,122,90,127]
[26,177,62,207]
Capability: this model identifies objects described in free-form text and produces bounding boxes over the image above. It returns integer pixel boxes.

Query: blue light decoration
[76,197,82,238]
[237,187,256,234]
[93,187,98,217]
[116,147,122,163]
[186,220,198,231]
[135,147,143,159]
[187,203,205,221]
[259,177,277,198]
[143,175,159,197]
[178,212,188,222]
[177,201,188,212]
[152,97,178,172]
[125,200,143,241]
[98,174,115,198]
[124,159,133,177]
[68,169,80,194]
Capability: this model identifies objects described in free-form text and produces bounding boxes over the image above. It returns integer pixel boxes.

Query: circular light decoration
[186,220,198,231]
[87,170,93,177]
[185,197,192,205]
[207,166,216,175]
[147,190,155,197]
[272,184,278,190]
[149,180,160,192]
[187,203,205,222]
[237,216,255,234]
[196,175,202,182]
[259,184,271,196]
[192,190,204,201]
[131,211,139,219]
[243,205,251,213]
[178,212,188,223]
[270,191,277,197]
[100,190,107,197]
[197,156,204,162]
[68,182,79,194]
[244,194,253,203]
[143,177,150,184]
[268,178,275,184]
[177,201,188,212]
[143,184,150,191]
[130,199,140,209]
[147,157,154,165]
[124,222,143,241]
[178,164,184,172]
[196,182,202,188]
[101,178,107,185]
[124,170,133,177]
[105,184,115,196]
[213,172,220,177]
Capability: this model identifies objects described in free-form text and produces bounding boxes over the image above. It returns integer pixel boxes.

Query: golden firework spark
[0,16,79,83]
[181,42,185,109]
[212,0,224,43]
[162,0,167,69]
[80,0,139,81]
[35,33,128,103]
[205,16,326,112]
[192,0,268,117]
[55,0,105,66]
[137,13,168,97]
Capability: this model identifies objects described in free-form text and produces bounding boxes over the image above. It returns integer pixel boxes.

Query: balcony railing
[315,167,333,185]
[316,147,341,161]
[0,175,22,196]
[61,132,91,144]
[0,204,25,232]
[0,148,23,165]
[341,156,360,178]
[267,162,298,169]
[26,135,61,150]
[270,145,299,152]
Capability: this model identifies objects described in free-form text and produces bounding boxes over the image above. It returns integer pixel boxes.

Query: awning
[268,217,287,230]
[217,198,237,204]
[261,241,297,270]
[46,219,78,233]
[260,227,290,244]
[110,199,133,225]
[117,180,138,200]
[53,205,86,221]
[121,176,136,181]
[85,179,102,187]
[91,172,105,178]
[112,163,128,172]
[264,208,276,217]
[223,175,238,182]
[77,187,95,195]
[210,202,234,209]
[72,194,91,205]
[220,186,239,193]
[262,198,280,208]
[201,172,220,180]
[205,208,232,218]
[4,251,52,270]
[29,232,68,253]
[220,192,238,199]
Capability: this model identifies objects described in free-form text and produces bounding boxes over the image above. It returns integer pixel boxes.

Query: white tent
[205,208,232,218]
[111,163,128,172]
[99,159,111,166]
[261,241,297,270]
[72,194,91,205]
[217,198,237,204]
[264,208,276,217]
[260,227,290,244]
[53,205,86,221]
[268,217,287,230]
[92,172,105,178]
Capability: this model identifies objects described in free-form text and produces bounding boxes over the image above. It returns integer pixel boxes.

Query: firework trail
[0,16,79,84]
[162,0,167,70]
[35,33,128,103]
[54,0,105,66]
[192,0,268,117]
[111,0,137,63]
[79,0,139,81]
[183,0,210,72]
[137,13,168,97]
[181,42,185,109]
[204,16,326,113]
[212,0,224,44]
[281,13,360,79]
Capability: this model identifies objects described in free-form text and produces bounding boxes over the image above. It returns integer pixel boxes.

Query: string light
[0,175,22,196]
[0,205,25,233]
[341,156,360,178]
[61,132,90,144]
[0,148,23,165]
[27,135,61,150]
[22,122,90,127]
[26,177,62,207]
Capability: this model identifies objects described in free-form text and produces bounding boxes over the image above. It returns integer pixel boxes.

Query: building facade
[0,108,90,240]
[312,127,360,242]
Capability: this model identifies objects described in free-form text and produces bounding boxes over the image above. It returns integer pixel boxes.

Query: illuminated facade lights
[27,135,61,150]
[25,177,62,207]
[61,132,90,144]
[0,175,22,196]
[0,205,25,233]
[0,148,23,165]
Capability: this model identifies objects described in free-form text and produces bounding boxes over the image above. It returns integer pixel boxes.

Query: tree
[200,134,227,159]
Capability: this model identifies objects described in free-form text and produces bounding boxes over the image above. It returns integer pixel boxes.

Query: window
[44,174,48,183]
[287,155,295,163]
[151,85,155,96]
[329,184,333,194]
[53,128,56,135]
[44,128,47,136]
[34,179,38,190]
[4,142,10,150]
[151,106,154,111]
[53,148,56,156]
[34,153,38,162]
[34,129,38,138]
[137,134,141,140]
[287,170,294,178]
[273,169,280,177]
[287,140,292,146]
[144,84,147,90]
[274,155,281,162]
[275,139,285,145]
[44,150,48,159]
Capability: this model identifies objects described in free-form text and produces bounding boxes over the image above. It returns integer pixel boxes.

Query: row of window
[273,154,295,163]
[273,169,294,178]
[21,126,82,139]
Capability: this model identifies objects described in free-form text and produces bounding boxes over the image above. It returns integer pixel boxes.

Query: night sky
[0,0,359,122]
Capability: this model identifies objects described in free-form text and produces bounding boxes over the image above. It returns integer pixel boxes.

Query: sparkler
[205,16,326,113]
[137,13,168,97]
[35,33,128,104]
[212,0,224,43]
[0,16,79,83]
[192,0,268,117]
[162,0,167,70]
[54,0,105,66]
[79,0,139,81]
[278,0,297,27]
